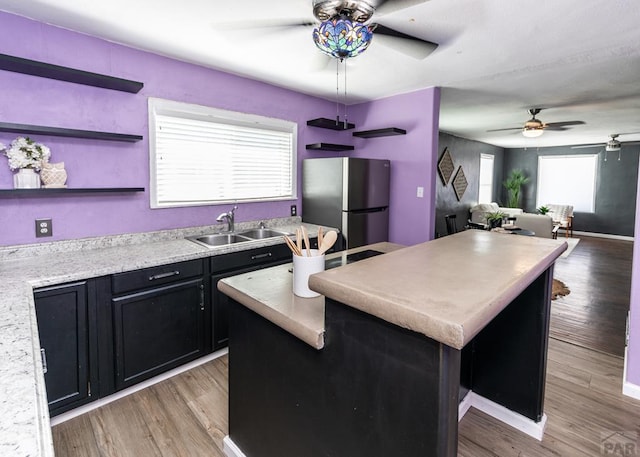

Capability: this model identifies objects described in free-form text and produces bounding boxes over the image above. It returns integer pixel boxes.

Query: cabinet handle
[200,284,205,311]
[251,252,272,260]
[148,270,180,281]
[40,348,48,374]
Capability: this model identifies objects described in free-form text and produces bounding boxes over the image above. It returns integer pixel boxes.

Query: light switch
[417,187,424,198]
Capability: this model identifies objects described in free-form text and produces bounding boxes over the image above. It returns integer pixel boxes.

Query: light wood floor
[53,236,640,456]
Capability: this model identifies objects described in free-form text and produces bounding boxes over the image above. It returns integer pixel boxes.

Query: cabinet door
[112,278,205,390]
[34,281,96,416]
[212,269,254,351]
[211,259,290,350]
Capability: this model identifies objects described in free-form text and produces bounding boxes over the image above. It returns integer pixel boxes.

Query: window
[148,98,297,208]
[478,153,494,203]
[536,154,597,212]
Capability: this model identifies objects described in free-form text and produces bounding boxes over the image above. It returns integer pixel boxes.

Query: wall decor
[452,166,468,201]
[437,148,455,185]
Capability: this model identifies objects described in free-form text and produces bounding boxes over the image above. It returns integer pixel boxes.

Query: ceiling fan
[572,133,640,161]
[219,0,438,62]
[488,108,585,138]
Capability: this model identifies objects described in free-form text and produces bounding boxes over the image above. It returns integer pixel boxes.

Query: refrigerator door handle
[348,207,388,214]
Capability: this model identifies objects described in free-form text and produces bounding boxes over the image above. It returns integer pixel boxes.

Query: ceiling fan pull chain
[344,59,348,127]
[335,58,340,127]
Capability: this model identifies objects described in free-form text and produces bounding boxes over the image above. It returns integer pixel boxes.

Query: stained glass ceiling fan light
[312,17,374,59]
[311,0,376,59]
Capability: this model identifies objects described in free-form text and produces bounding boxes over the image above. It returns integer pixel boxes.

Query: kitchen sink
[187,227,294,248]
[237,228,293,239]
[188,233,253,248]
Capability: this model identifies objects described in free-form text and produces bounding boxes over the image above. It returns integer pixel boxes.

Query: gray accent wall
[503,145,639,237]
[435,133,505,237]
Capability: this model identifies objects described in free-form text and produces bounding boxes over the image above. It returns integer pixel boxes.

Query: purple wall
[350,89,440,246]
[0,12,439,249]
[625,159,640,386]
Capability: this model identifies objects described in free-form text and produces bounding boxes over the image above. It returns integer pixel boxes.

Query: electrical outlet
[35,219,53,238]
[290,205,297,216]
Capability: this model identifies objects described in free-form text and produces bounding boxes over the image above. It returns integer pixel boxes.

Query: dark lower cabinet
[34,281,98,417]
[111,278,206,390]
[32,244,297,415]
[210,243,293,350]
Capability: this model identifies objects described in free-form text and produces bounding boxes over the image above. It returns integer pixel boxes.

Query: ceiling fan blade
[375,0,430,16]
[372,24,438,59]
[214,19,315,31]
[486,127,523,132]
[571,143,602,149]
[544,121,586,130]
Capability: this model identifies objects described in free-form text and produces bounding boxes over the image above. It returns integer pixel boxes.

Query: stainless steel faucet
[216,205,238,232]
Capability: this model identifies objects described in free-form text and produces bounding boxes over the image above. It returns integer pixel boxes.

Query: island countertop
[217,242,403,349]
[309,230,567,349]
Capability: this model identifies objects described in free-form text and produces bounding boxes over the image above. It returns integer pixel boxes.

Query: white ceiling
[2,0,640,149]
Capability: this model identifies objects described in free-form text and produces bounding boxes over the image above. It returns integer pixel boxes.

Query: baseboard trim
[463,392,547,441]
[571,230,633,241]
[458,391,473,421]
[50,348,229,426]
[623,381,640,400]
[622,346,640,400]
[223,436,247,457]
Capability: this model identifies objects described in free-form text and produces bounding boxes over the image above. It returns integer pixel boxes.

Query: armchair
[546,204,574,238]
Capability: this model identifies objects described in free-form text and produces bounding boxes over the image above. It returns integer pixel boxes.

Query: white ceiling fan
[572,133,640,161]
[487,108,585,138]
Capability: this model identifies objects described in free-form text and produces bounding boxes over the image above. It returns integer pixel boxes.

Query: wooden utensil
[301,226,311,257]
[283,235,302,256]
[295,228,302,253]
[317,226,324,248]
[318,230,337,255]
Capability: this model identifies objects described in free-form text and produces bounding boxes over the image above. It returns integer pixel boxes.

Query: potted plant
[537,205,550,215]
[485,210,507,229]
[503,169,530,208]
[1,137,51,188]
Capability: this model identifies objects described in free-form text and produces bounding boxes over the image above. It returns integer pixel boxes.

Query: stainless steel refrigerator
[302,157,390,249]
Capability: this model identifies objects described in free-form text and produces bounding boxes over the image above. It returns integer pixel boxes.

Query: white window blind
[536,154,597,212]
[149,98,296,208]
[478,153,494,204]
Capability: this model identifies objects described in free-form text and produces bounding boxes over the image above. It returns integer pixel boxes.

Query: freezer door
[345,158,390,211]
[342,208,389,249]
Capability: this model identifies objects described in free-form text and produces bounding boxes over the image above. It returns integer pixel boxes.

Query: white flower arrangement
[2,137,51,171]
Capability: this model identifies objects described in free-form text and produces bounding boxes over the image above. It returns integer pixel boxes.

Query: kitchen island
[218,231,567,457]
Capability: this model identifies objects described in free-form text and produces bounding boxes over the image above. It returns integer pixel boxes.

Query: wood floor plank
[51,414,101,457]
[140,378,222,457]
[87,395,162,457]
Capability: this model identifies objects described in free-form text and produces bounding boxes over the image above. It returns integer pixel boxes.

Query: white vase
[13,168,41,189]
[40,162,67,188]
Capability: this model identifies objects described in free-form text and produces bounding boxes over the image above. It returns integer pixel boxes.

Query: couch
[469,203,523,225]
[469,203,555,238]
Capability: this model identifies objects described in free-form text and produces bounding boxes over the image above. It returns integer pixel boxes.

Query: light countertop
[310,230,567,349]
[0,218,325,457]
[218,242,403,349]
[219,231,567,353]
